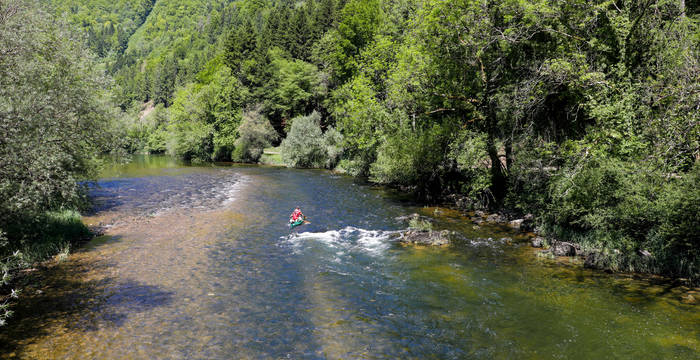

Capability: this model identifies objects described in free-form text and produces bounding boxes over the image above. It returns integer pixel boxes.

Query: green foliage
[168,120,214,163]
[111,0,234,108]
[548,159,699,280]
[408,217,432,232]
[232,108,279,163]
[263,49,324,127]
[1,0,125,325]
[370,122,455,199]
[370,126,420,185]
[0,0,115,234]
[322,126,344,169]
[167,62,245,161]
[47,0,155,57]
[653,165,700,277]
[330,0,383,81]
[332,75,390,174]
[280,112,343,169]
[448,130,491,200]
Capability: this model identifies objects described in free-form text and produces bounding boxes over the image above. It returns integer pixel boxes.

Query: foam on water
[285,226,402,256]
[89,170,248,218]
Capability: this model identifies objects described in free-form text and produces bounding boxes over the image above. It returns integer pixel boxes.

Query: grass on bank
[259,147,284,166]
[1,210,91,325]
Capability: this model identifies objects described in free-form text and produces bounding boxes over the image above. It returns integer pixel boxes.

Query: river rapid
[1,155,698,359]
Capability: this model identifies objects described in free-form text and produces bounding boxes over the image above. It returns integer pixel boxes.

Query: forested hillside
[1,0,698,322]
[109,0,700,281]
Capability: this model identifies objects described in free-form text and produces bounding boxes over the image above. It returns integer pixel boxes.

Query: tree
[329,0,383,82]
[262,49,323,132]
[0,0,117,325]
[232,107,278,163]
[280,111,343,168]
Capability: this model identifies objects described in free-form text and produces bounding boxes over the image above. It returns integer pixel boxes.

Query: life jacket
[291,209,303,221]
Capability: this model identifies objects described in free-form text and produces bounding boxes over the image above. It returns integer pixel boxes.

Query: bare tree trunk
[680,0,686,17]
[505,137,513,171]
[487,132,507,204]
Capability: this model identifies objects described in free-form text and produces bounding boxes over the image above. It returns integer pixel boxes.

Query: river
[1,155,698,359]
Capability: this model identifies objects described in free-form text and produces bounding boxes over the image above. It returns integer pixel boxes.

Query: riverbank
[255,148,697,286]
[440,195,699,288]
[0,210,102,327]
[258,147,284,166]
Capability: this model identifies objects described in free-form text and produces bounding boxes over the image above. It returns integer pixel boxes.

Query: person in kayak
[289,206,304,224]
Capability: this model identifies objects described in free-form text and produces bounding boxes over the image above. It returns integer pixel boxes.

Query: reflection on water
[1,155,697,359]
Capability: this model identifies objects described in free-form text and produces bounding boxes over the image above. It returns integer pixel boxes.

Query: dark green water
[1,155,698,359]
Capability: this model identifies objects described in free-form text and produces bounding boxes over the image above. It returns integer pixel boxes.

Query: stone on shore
[552,241,577,256]
[531,237,545,248]
[584,251,604,269]
[508,216,535,231]
[485,213,507,223]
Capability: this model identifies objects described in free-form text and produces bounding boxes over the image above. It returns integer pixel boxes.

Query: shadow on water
[0,250,174,358]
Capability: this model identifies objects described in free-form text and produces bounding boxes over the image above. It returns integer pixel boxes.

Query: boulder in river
[552,241,577,256]
[399,229,453,246]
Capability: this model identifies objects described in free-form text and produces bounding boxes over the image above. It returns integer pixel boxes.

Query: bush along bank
[450,166,700,286]
[1,210,100,325]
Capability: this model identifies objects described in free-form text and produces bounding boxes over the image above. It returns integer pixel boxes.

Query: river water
[1,155,698,359]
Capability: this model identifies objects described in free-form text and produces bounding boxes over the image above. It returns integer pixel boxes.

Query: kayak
[289,218,309,229]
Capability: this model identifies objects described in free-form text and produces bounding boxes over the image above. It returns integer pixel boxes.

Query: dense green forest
[1,0,699,325]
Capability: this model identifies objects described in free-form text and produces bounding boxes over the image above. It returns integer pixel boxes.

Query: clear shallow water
[1,155,698,359]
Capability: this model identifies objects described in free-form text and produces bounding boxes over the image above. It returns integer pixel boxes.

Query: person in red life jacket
[289,206,304,223]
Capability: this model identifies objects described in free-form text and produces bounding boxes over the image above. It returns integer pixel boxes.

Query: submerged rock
[395,213,434,223]
[399,229,453,246]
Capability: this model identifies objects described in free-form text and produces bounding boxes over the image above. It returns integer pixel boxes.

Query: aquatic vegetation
[408,217,433,232]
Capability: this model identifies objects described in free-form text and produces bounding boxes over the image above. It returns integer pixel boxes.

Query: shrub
[547,158,700,281]
[280,111,344,168]
[335,158,366,176]
[232,108,278,163]
[652,163,700,278]
[1,209,91,326]
[370,123,453,199]
[322,126,344,169]
[370,128,420,185]
[408,217,433,231]
[448,130,492,201]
